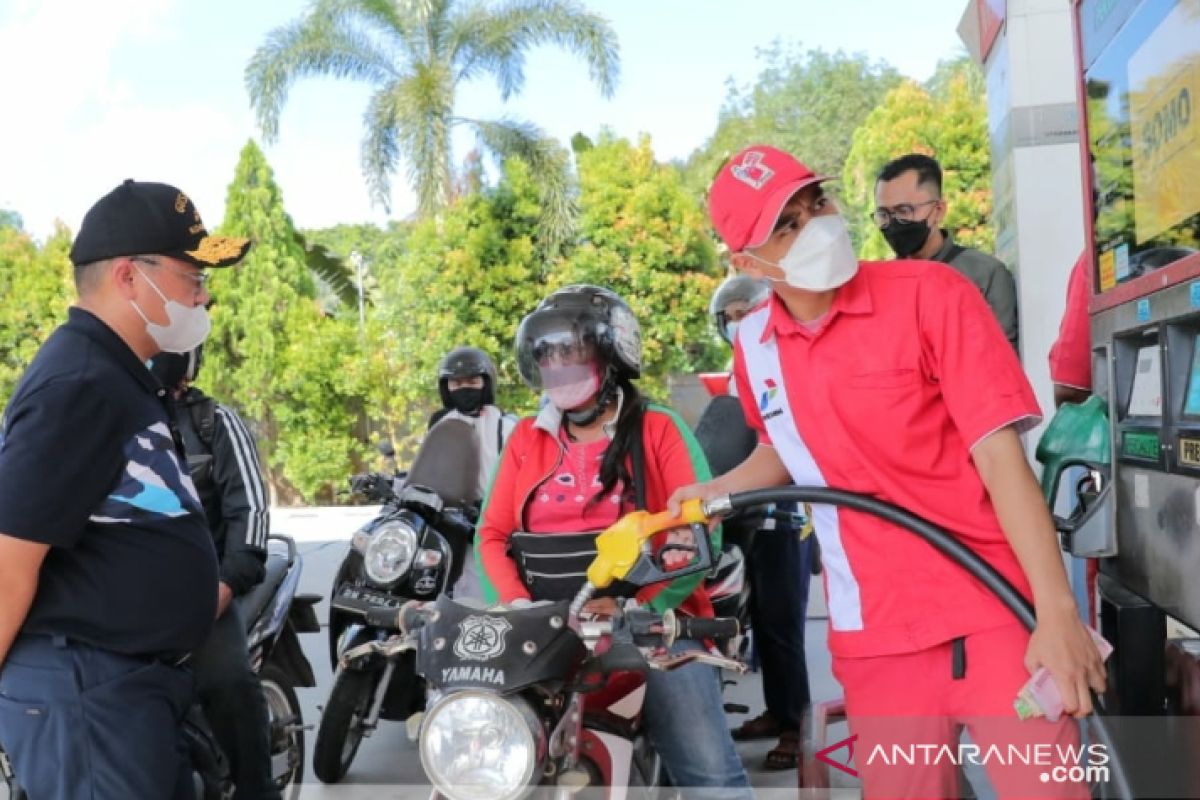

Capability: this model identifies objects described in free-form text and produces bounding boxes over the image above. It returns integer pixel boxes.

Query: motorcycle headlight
[419,691,545,800]
[362,520,418,586]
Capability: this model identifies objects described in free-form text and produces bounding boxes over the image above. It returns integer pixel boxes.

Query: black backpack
[187,393,218,450]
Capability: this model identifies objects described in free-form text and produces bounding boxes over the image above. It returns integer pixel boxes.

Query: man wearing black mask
[875,153,1019,352]
[428,347,516,600]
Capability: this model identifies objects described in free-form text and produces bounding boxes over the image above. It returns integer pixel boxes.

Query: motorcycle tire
[259,663,305,799]
[313,668,376,784]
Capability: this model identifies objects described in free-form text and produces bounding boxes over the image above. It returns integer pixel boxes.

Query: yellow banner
[1128,1,1200,243]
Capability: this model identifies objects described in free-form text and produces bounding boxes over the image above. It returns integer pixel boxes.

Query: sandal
[730,711,781,741]
[764,729,802,771]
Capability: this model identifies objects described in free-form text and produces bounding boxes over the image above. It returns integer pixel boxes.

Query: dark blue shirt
[0,308,218,654]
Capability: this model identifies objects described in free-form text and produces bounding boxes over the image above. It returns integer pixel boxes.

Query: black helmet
[515,285,642,390]
[148,346,203,390]
[437,346,498,407]
[709,275,769,343]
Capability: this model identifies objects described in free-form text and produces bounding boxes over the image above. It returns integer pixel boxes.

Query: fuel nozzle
[568,581,596,619]
[570,498,712,620]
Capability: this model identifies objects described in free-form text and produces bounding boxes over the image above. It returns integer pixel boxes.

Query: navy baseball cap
[70,179,250,268]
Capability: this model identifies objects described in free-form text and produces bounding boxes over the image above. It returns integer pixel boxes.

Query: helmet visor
[516,311,604,390]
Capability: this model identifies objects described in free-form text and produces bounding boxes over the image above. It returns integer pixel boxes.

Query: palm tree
[246,0,619,249]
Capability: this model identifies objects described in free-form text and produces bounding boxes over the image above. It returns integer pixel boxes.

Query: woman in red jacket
[477,285,753,797]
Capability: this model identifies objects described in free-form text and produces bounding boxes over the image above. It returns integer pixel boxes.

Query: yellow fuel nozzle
[586,498,708,589]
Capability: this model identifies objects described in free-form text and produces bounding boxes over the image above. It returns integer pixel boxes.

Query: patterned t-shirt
[524,430,631,533]
[0,308,218,655]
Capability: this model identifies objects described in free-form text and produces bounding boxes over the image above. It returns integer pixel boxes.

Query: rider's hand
[666,480,720,517]
[216,582,234,619]
[1025,603,1107,718]
[582,597,619,617]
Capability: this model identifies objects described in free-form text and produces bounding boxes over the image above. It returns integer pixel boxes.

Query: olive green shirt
[930,231,1019,352]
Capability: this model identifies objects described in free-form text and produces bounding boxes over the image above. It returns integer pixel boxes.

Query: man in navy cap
[0,180,250,799]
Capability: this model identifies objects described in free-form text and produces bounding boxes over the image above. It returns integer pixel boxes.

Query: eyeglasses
[130,256,210,295]
[872,199,939,228]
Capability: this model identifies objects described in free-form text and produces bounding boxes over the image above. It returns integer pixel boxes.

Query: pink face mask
[541,363,602,411]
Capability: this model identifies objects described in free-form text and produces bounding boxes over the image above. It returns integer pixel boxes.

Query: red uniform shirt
[1048,252,1092,391]
[733,260,1041,658]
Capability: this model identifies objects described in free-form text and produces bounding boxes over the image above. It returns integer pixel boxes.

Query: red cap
[708,145,830,252]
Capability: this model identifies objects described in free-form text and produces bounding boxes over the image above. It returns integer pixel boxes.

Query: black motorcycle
[1,532,320,800]
[344,504,745,800]
[314,417,482,784]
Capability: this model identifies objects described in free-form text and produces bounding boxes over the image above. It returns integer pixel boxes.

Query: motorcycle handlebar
[364,606,401,629]
[674,615,740,643]
[350,472,396,503]
[365,601,433,633]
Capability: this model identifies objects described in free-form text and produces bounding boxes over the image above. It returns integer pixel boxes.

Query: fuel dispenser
[1063,0,1200,717]
[1033,0,1200,792]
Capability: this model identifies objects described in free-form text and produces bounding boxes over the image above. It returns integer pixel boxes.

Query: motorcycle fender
[288,593,322,634]
[338,624,387,672]
[582,729,632,800]
[266,624,317,688]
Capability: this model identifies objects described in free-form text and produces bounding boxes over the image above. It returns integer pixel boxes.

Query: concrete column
[960,0,1086,452]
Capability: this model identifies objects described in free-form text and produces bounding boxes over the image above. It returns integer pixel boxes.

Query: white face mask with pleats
[130,264,211,353]
[748,214,859,291]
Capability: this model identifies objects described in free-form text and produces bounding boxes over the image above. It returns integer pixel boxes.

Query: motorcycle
[1,532,320,800]
[345,498,746,800]
[314,417,482,784]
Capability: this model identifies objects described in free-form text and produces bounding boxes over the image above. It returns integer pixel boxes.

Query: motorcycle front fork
[360,659,398,735]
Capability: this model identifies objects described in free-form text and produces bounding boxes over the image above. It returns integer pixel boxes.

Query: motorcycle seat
[236,552,290,631]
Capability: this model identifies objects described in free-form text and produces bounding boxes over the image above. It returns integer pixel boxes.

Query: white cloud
[0,0,177,237]
[0,0,413,241]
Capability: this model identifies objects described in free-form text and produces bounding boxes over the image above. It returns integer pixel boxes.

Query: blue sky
[0,0,973,241]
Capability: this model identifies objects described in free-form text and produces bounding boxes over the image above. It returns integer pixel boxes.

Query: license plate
[331,583,402,616]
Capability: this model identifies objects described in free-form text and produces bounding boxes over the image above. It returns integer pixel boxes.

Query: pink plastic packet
[1014,626,1113,722]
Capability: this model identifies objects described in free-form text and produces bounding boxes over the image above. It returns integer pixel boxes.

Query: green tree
[841,58,993,259]
[245,0,619,250]
[682,44,902,198]
[206,140,372,502]
[376,134,723,448]
[378,157,550,446]
[560,134,724,399]
[0,224,73,402]
[304,221,412,313]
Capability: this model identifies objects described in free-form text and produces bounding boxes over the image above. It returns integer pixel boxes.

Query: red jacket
[477,401,717,617]
[1048,252,1092,391]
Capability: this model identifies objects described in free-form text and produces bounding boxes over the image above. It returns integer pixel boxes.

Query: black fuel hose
[719,486,1133,800]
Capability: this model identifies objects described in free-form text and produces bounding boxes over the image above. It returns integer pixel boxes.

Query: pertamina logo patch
[759,378,783,420]
[731,151,774,190]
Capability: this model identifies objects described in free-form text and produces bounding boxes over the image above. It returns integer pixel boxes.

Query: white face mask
[725,320,741,344]
[750,214,859,291]
[541,363,601,411]
[130,265,212,354]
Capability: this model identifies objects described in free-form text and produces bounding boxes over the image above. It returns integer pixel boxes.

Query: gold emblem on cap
[175,193,190,214]
[186,236,250,265]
